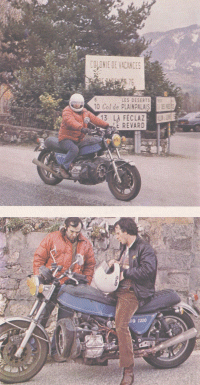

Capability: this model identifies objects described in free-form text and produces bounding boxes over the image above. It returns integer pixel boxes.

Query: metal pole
[167,122,171,154]
[157,123,160,155]
[134,131,141,154]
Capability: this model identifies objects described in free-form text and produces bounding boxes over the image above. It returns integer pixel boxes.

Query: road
[0,132,199,206]
[2,350,199,385]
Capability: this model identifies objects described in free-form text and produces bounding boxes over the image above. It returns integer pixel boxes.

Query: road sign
[88,96,151,112]
[85,55,145,90]
[98,112,147,130]
[156,112,176,123]
[156,97,176,112]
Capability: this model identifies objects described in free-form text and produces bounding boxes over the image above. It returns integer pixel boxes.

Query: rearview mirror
[84,117,90,124]
[74,254,84,266]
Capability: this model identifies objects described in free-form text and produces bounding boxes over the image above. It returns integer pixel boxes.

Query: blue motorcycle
[32,123,141,201]
[0,256,198,383]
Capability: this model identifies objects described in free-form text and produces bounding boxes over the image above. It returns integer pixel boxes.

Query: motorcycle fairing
[129,314,157,334]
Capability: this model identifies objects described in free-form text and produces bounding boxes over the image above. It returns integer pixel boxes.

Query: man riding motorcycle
[58,93,109,178]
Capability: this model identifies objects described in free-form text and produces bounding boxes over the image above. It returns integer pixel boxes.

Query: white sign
[88,96,151,112]
[98,112,147,130]
[156,112,176,123]
[156,97,176,112]
[85,55,145,90]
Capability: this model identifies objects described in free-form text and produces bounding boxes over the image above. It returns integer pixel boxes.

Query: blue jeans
[59,139,79,170]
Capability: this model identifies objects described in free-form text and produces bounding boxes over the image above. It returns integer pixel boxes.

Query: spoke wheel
[0,321,48,383]
[107,162,141,201]
[143,312,196,369]
[37,150,63,185]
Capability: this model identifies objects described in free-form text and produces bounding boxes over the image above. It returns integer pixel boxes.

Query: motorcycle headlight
[112,134,121,148]
[27,276,44,296]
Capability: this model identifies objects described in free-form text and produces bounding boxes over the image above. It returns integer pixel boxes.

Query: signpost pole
[134,131,141,154]
[167,122,171,154]
[157,123,160,155]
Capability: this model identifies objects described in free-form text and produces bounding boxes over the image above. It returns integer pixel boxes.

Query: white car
[178,112,200,132]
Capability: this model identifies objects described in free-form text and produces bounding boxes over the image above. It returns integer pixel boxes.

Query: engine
[70,158,109,185]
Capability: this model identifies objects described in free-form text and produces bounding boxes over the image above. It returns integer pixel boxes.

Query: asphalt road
[2,350,199,385]
[0,132,199,206]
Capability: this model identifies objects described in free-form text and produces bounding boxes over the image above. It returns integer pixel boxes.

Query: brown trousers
[115,287,139,368]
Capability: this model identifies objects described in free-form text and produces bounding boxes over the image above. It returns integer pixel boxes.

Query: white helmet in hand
[94,261,120,293]
[69,93,84,112]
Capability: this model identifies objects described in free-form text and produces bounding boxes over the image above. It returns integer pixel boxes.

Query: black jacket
[118,235,157,302]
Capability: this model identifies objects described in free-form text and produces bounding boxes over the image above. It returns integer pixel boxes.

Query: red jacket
[33,231,95,285]
[58,106,109,142]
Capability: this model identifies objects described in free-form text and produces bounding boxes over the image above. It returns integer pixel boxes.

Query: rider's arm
[87,111,109,129]
[81,241,96,285]
[33,234,52,275]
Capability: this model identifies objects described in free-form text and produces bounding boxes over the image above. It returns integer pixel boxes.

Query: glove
[81,127,90,134]
[39,266,53,282]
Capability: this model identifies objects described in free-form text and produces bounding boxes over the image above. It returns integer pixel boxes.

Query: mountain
[143,24,200,94]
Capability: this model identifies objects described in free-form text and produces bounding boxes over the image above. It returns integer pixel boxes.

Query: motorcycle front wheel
[0,320,49,383]
[37,150,63,185]
[107,162,141,201]
[143,311,196,369]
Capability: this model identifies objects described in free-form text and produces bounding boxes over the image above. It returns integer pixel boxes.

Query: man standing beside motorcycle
[108,218,157,385]
[33,217,96,361]
[58,93,109,178]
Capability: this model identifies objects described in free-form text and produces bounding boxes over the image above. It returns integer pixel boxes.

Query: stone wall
[0,124,168,155]
[0,217,199,346]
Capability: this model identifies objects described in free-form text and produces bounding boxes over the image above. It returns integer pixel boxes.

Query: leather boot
[120,364,134,385]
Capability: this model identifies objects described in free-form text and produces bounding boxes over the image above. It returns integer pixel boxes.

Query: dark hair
[114,217,138,236]
[65,217,83,229]
[60,217,83,237]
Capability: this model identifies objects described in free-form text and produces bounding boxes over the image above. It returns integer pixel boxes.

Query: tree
[0,0,156,77]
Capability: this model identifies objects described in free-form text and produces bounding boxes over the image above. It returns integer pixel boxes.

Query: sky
[128,0,200,34]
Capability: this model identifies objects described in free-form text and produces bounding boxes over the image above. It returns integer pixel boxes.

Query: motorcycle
[32,119,141,201]
[0,256,198,384]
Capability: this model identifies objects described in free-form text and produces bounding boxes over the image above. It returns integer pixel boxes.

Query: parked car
[178,112,200,132]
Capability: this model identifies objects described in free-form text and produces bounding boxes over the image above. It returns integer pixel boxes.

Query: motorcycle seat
[44,136,66,153]
[136,289,181,314]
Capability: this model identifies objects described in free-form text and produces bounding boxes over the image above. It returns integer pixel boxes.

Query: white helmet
[69,93,84,112]
[94,261,120,293]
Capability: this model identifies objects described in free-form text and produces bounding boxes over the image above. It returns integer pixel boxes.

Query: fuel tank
[57,284,116,317]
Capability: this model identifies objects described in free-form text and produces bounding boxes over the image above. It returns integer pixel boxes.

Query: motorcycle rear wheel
[37,150,63,185]
[0,320,49,383]
[107,162,141,201]
[143,311,196,369]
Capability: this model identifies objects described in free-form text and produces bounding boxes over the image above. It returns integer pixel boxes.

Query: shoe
[51,353,67,363]
[59,166,70,179]
[120,364,134,385]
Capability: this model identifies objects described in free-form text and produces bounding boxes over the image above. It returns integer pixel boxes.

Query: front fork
[14,285,56,358]
[107,148,122,184]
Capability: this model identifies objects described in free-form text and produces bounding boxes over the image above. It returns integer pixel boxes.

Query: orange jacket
[33,231,95,285]
[58,106,109,142]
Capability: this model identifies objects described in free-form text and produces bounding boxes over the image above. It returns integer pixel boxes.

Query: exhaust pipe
[135,328,197,358]
[32,158,60,178]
